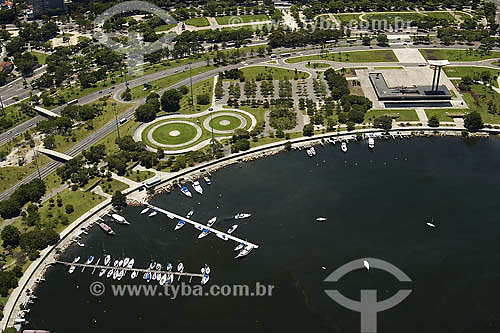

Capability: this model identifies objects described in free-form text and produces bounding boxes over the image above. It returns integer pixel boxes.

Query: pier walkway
[146,204,260,249]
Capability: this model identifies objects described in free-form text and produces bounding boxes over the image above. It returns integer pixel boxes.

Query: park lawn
[423,11,456,22]
[52,97,133,153]
[364,12,423,26]
[185,17,210,27]
[364,109,419,122]
[234,105,266,124]
[154,24,177,32]
[333,13,361,26]
[419,49,500,61]
[124,170,155,183]
[215,14,269,25]
[151,122,198,145]
[99,178,129,195]
[0,153,51,194]
[305,62,331,69]
[240,66,309,80]
[38,188,105,229]
[443,67,500,88]
[461,84,500,124]
[179,78,214,114]
[29,51,48,64]
[0,103,34,135]
[99,118,140,154]
[286,50,397,64]
[130,65,215,100]
[424,109,455,122]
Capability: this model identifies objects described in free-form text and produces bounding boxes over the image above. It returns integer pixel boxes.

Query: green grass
[364,12,423,26]
[364,109,419,122]
[333,13,361,26]
[151,122,199,145]
[443,67,500,88]
[124,170,155,182]
[419,49,500,62]
[285,50,397,64]
[154,24,177,32]
[130,65,215,100]
[178,78,213,114]
[29,51,48,64]
[305,62,331,69]
[209,115,242,131]
[461,84,500,124]
[0,103,33,135]
[215,14,269,25]
[424,109,455,122]
[185,17,210,27]
[423,11,456,22]
[239,66,309,80]
[99,178,129,195]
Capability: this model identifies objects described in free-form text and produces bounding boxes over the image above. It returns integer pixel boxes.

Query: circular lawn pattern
[203,112,248,134]
[148,121,202,148]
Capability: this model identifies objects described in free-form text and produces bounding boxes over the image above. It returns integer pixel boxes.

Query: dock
[147,204,260,249]
[54,261,205,278]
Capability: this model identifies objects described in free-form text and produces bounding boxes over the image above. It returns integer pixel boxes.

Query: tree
[428,115,440,128]
[121,88,132,101]
[373,115,392,130]
[362,37,371,46]
[135,103,157,122]
[284,141,292,151]
[464,111,483,131]
[65,204,74,214]
[161,89,182,112]
[196,94,210,105]
[376,34,389,46]
[1,225,20,248]
[303,123,314,136]
[111,191,127,210]
[13,52,39,76]
[43,135,55,149]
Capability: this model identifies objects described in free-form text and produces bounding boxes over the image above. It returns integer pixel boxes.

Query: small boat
[203,176,212,185]
[181,186,192,197]
[76,241,85,247]
[146,273,151,282]
[148,210,158,217]
[111,214,130,225]
[198,228,210,239]
[363,260,370,270]
[155,263,161,271]
[310,146,316,156]
[306,148,313,157]
[166,263,172,272]
[192,181,203,195]
[127,258,135,268]
[316,217,327,222]
[68,266,76,274]
[107,269,113,278]
[207,217,217,227]
[427,222,436,228]
[73,256,81,263]
[201,274,210,285]
[104,255,111,266]
[140,207,150,215]
[99,269,106,277]
[85,256,94,264]
[159,274,167,286]
[143,272,148,280]
[216,233,228,241]
[194,225,203,231]
[175,220,186,231]
[234,243,244,251]
[186,210,194,219]
[131,271,138,279]
[113,270,118,280]
[234,213,251,220]
[149,261,156,270]
[166,273,174,285]
[123,258,130,267]
[152,272,157,280]
[227,225,238,234]
[368,137,375,149]
[341,142,348,153]
[205,264,211,275]
[98,222,115,235]
[177,263,184,272]
[113,260,119,267]
[235,245,254,259]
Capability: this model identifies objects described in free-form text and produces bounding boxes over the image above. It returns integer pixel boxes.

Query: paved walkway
[393,48,427,63]
[416,108,429,122]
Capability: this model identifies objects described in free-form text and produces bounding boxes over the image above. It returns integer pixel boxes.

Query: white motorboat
[73,256,81,263]
[192,181,203,195]
[427,222,436,228]
[76,241,85,247]
[216,233,228,241]
[203,176,212,185]
[177,263,184,272]
[175,220,186,231]
[113,270,118,280]
[195,225,203,231]
[227,225,238,234]
[166,263,172,272]
[167,273,174,285]
[310,146,316,156]
[363,260,370,270]
[159,274,167,286]
[140,207,149,215]
[316,217,327,222]
[112,213,130,225]
[155,263,162,271]
[152,272,157,280]
[207,217,217,227]
[127,258,135,268]
[104,255,111,266]
[68,266,76,274]
[99,269,106,277]
[198,228,210,239]
[149,261,156,270]
[341,142,348,153]
[235,245,254,259]
[85,256,94,264]
[106,269,113,278]
[234,243,245,251]
[117,270,124,280]
[113,260,119,267]
[123,258,130,267]
[201,274,210,285]
[181,186,192,197]
[118,259,123,267]
[131,271,138,279]
[148,210,158,217]
[205,264,211,275]
[186,211,194,219]
[306,148,313,157]
[234,213,251,220]
[368,137,375,149]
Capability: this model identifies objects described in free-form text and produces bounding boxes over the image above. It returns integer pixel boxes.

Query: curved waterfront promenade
[4,124,500,330]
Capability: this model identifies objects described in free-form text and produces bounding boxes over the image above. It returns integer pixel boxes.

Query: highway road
[0,43,497,201]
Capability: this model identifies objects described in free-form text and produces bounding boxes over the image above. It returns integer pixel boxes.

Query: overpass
[34,106,60,118]
[37,148,73,162]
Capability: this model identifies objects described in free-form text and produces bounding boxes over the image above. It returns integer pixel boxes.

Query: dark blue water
[27,137,500,332]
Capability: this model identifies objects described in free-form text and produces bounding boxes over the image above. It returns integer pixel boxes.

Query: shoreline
[1,125,497,329]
